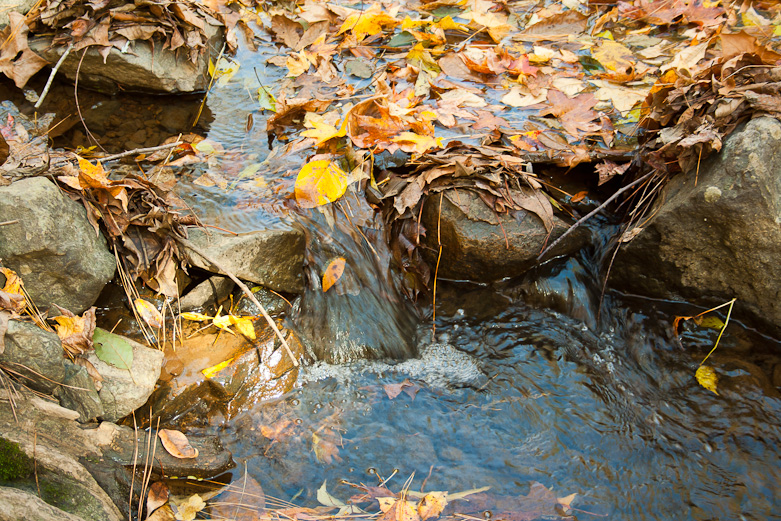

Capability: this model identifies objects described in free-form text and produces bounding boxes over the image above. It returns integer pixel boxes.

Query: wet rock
[611,117,781,336]
[0,394,124,521]
[0,487,90,521]
[85,331,165,422]
[0,0,36,29]
[421,189,589,282]
[179,275,234,311]
[185,227,306,293]
[234,286,293,316]
[0,177,116,314]
[29,26,224,94]
[0,320,103,421]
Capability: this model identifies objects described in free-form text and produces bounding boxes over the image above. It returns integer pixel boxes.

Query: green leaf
[93,328,134,370]
[258,86,277,112]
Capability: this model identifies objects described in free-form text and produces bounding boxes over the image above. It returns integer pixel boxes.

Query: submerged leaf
[322,257,346,292]
[135,298,163,329]
[696,365,719,395]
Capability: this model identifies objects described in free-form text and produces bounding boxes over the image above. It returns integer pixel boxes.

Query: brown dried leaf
[53,306,97,357]
[0,13,50,88]
[209,474,266,521]
[158,429,199,459]
[379,499,421,521]
[147,482,170,516]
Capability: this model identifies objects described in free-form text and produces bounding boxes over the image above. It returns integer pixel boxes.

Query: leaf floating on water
[134,298,163,329]
[417,492,447,521]
[159,429,199,459]
[172,493,205,521]
[295,159,349,208]
[696,365,719,395]
[93,328,134,370]
[379,498,421,521]
[147,481,170,516]
[322,257,346,292]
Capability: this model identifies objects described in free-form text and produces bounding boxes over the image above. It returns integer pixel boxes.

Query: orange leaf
[322,257,346,292]
[158,429,199,459]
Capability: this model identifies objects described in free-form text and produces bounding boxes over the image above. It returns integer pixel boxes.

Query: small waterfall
[291,202,419,363]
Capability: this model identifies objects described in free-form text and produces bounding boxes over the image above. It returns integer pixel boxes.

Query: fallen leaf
[53,306,97,358]
[172,493,205,521]
[148,482,170,516]
[313,430,343,464]
[417,492,447,521]
[135,298,163,329]
[159,429,199,459]
[295,159,349,208]
[209,473,266,521]
[0,267,26,313]
[93,328,134,370]
[146,504,176,521]
[229,315,256,340]
[696,365,719,395]
[201,357,236,378]
[379,498,421,521]
[323,257,346,292]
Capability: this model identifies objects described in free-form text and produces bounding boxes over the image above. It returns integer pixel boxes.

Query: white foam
[298,342,483,389]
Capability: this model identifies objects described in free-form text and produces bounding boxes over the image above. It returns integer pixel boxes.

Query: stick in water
[34,43,74,109]
[176,237,299,367]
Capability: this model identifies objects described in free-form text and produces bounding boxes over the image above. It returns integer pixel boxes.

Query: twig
[75,48,108,153]
[537,172,655,261]
[0,220,19,226]
[34,43,74,109]
[94,142,183,163]
[176,237,299,367]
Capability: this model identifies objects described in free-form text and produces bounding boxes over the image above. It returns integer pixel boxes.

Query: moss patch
[0,437,33,481]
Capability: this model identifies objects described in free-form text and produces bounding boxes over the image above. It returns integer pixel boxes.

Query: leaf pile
[55,156,196,297]
[253,0,781,291]
[28,0,241,66]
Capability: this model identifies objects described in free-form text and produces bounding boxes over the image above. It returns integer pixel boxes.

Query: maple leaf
[0,13,49,88]
[592,39,636,81]
[540,90,602,138]
[302,112,347,145]
[53,305,97,358]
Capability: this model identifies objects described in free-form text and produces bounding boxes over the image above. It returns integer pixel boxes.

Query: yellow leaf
[76,155,107,180]
[54,315,85,338]
[180,312,212,322]
[406,43,441,74]
[337,5,399,41]
[323,257,346,292]
[434,15,467,32]
[210,56,240,86]
[286,51,311,77]
[201,356,235,378]
[229,315,256,340]
[211,313,235,334]
[0,267,24,297]
[134,298,163,329]
[417,492,447,521]
[173,494,205,521]
[593,40,635,76]
[402,16,428,30]
[697,316,726,330]
[301,114,347,145]
[295,159,349,208]
[696,365,719,395]
[392,132,443,154]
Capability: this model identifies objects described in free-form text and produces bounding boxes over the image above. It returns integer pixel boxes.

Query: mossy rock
[0,437,33,481]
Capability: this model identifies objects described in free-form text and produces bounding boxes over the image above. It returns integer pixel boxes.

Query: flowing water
[8,30,780,521]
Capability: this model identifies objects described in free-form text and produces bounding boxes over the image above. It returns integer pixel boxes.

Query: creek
[6,35,780,521]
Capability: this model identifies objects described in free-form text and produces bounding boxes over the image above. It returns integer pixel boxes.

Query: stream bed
[6,26,780,521]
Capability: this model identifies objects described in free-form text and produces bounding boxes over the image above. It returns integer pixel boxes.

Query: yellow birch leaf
[134,298,163,329]
[286,51,311,77]
[322,257,346,292]
[0,267,24,297]
[201,356,235,378]
[295,159,349,208]
[229,315,256,340]
[434,15,467,32]
[696,365,719,395]
[338,7,399,41]
[211,313,235,334]
[402,16,428,30]
[392,132,443,154]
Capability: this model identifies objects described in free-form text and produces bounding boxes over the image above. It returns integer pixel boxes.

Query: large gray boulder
[611,117,781,334]
[29,24,223,94]
[421,189,589,282]
[0,177,116,314]
[86,331,164,422]
[1,320,103,421]
[185,227,306,293]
